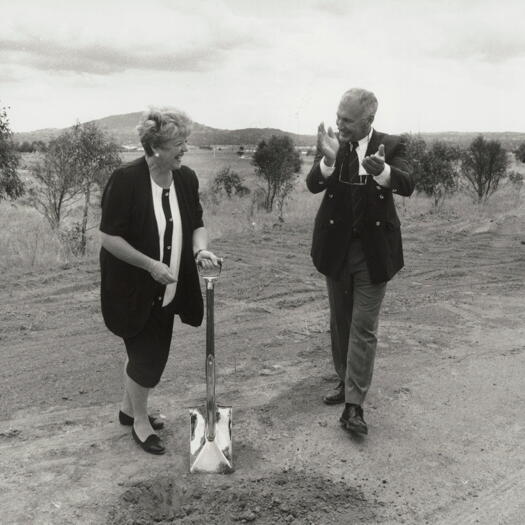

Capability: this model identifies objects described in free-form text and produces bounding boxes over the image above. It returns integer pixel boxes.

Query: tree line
[402,133,523,207]
[1,105,524,256]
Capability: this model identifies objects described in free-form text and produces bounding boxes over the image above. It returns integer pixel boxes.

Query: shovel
[189,260,233,474]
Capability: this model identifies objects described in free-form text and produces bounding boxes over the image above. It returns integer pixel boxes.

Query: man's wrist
[193,248,206,259]
[372,164,391,187]
[320,157,336,178]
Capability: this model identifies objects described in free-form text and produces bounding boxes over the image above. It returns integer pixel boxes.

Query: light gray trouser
[326,239,387,405]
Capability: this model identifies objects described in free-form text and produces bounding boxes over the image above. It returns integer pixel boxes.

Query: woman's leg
[125,372,155,441]
[122,304,174,441]
[121,358,133,416]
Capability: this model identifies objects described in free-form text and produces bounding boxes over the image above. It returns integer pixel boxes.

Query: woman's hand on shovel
[195,249,222,270]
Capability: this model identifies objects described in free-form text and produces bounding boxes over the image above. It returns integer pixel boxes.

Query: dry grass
[2,150,523,272]
[0,202,67,272]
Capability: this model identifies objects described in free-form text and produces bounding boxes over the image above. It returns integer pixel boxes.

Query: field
[0,151,524,523]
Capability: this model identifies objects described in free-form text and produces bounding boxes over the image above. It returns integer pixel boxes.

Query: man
[306,88,414,435]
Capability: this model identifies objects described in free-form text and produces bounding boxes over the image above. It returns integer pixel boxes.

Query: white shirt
[319,128,391,187]
[150,177,183,307]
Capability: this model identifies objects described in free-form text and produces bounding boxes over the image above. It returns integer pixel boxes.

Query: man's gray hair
[341,88,378,120]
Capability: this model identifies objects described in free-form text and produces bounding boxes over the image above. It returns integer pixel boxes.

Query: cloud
[2,0,524,133]
[402,0,525,64]
[431,33,525,64]
[0,37,245,75]
[0,1,260,75]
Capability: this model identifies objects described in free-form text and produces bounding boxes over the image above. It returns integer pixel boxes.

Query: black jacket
[306,130,414,283]
[99,156,204,338]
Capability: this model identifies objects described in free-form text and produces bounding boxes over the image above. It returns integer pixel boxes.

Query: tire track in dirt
[427,467,525,524]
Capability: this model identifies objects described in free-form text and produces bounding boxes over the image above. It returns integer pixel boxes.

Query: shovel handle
[197,258,223,283]
[205,354,216,441]
[200,259,223,441]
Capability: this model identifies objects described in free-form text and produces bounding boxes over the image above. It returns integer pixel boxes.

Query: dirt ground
[1,212,524,524]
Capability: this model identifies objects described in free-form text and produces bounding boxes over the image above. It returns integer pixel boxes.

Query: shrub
[211,167,250,199]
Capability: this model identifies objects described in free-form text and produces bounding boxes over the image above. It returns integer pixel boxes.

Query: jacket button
[379,194,384,199]
[329,219,334,225]
[158,296,162,301]
[376,221,381,226]
[328,193,333,198]
[376,185,381,190]
[167,245,171,250]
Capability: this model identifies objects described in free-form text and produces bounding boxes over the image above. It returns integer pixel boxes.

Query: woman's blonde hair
[137,107,192,156]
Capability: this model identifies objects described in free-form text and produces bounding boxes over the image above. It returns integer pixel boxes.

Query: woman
[99,107,219,455]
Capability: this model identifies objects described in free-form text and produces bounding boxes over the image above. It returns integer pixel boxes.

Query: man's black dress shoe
[132,427,166,455]
[119,410,165,430]
[323,380,345,405]
[340,403,368,435]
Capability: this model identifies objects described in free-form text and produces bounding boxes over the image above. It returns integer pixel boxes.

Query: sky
[1,0,524,135]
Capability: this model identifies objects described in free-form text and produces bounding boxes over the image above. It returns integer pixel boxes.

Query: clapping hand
[317,122,340,166]
[362,144,386,176]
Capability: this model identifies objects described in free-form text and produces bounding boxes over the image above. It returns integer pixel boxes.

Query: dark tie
[347,142,366,233]
[340,142,359,184]
[348,142,359,184]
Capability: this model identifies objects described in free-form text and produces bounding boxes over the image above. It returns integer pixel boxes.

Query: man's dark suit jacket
[306,130,414,284]
[100,156,204,338]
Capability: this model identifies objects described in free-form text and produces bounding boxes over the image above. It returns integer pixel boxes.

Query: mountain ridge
[13,112,318,148]
[12,112,525,149]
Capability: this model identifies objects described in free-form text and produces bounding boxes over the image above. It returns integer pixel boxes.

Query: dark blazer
[306,130,414,283]
[99,156,204,338]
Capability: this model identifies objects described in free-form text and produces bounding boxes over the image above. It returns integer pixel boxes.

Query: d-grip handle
[197,257,223,283]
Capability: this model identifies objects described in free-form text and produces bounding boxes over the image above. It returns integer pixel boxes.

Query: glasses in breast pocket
[338,156,369,186]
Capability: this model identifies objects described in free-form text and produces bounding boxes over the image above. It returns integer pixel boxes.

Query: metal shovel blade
[189,404,233,474]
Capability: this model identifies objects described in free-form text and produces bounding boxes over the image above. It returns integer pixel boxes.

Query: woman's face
[155,136,189,170]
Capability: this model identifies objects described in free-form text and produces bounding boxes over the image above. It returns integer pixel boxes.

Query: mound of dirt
[106,469,377,524]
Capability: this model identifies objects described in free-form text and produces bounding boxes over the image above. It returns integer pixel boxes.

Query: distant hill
[13,112,318,148]
[407,131,525,150]
[12,112,525,150]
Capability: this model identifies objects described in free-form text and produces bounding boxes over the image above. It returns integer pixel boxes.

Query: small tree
[30,129,82,229]
[276,177,297,222]
[420,141,460,208]
[515,142,525,163]
[0,106,24,200]
[461,135,508,203]
[71,122,121,255]
[17,141,34,153]
[29,122,120,254]
[402,133,427,184]
[211,166,249,199]
[252,135,301,212]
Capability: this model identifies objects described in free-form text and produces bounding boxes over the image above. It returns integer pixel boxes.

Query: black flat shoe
[119,410,165,430]
[340,403,368,435]
[323,381,345,405]
[132,427,166,455]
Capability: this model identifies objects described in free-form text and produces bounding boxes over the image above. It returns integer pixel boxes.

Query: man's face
[336,98,373,143]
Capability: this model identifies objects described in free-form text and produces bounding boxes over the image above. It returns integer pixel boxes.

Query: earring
[154,152,159,158]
